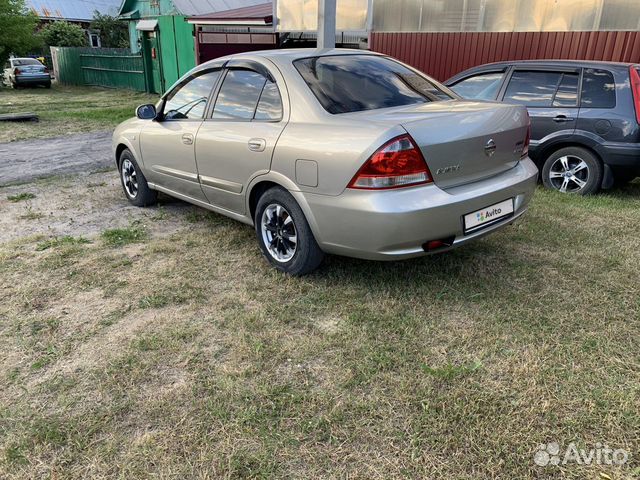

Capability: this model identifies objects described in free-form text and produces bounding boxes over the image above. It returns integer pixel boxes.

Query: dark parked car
[446,60,640,194]
[2,57,51,89]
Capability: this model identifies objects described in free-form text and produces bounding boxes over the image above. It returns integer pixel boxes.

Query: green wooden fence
[51,47,148,92]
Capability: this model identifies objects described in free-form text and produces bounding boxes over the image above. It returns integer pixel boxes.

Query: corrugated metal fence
[370,31,640,81]
[51,47,147,92]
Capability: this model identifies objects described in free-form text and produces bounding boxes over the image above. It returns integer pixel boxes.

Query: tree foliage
[41,20,87,48]
[0,0,42,66]
[91,12,129,49]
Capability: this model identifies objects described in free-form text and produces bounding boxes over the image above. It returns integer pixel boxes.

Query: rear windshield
[293,55,454,114]
[12,58,42,66]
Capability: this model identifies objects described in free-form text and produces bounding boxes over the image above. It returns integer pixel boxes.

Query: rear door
[195,60,287,214]
[500,68,580,152]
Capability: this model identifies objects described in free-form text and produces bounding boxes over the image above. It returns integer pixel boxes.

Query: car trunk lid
[355,100,530,189]
[16,64,46,75]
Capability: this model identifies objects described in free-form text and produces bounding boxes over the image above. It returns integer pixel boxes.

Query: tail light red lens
[14,68,21,75]
[630,66,640,124]
[44,67,49,73]
[348,134,432,190]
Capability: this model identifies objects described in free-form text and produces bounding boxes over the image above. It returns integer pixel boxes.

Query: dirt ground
[0,170,194,244]
[0,131,113,186]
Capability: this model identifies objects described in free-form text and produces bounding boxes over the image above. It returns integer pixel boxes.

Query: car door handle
[248,138,266,152]
[553,115,575,123]
[182,133,194,145]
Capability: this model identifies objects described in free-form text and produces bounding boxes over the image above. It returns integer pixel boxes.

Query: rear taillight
[522,126,531,159]
[43,67,49,73]
[629,66,640,124]
[14,68,21,75]
[348,134,432,190]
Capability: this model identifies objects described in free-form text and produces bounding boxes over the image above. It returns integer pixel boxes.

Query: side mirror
[136,104,157,120]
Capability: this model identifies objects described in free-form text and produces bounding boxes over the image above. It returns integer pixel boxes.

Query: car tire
[45,81,51,89]
[254,187,324,276]
[541,147,603,195]
[118,149,157,207]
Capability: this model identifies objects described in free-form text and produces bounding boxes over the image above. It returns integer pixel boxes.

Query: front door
[195,66,287,214]
[501,69,580,153]
[139,68,222,201]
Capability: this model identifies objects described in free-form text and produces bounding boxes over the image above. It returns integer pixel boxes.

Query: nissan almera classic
[112,49,538,275]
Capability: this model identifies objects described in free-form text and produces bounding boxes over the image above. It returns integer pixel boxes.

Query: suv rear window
[293,55,453,114]
[12,58,42,66]
[581,69,616,108]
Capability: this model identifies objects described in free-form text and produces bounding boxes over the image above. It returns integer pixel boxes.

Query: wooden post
[317,0,336,49]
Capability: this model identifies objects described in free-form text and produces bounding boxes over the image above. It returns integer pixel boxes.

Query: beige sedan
[112,49,537,275]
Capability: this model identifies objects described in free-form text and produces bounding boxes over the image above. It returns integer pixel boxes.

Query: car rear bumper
[15,75,50,84]
[296,158,539,260]
[598,142,640,168]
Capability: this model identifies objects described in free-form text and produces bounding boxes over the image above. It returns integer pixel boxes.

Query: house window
[89,33,101,48]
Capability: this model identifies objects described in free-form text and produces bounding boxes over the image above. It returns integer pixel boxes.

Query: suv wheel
[542,147,603,195]
[255,187,324,276]
[119,149,157,207]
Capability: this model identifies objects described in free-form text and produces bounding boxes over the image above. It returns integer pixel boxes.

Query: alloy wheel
[548,155,590,193]
[261,203,298,263]
[121,158,138,198]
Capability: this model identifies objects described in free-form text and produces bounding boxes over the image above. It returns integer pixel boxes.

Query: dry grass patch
[0,175,639,479]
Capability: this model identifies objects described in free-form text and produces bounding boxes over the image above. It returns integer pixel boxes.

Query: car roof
[445,59,637,83]
[199,48,383,69]
[485,59,634,68]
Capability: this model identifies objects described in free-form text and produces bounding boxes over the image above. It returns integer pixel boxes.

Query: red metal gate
[370,31,640,81]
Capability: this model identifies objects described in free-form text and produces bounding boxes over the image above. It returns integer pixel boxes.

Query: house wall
[370,31,640,81]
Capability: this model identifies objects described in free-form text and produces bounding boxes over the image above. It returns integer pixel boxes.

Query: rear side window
[451,71,505,100]
[213,70,265,120]
[581,69,616,108]
[294,55,453,114]
[212,69,283,121]
[503,70,564,107]
[254,81,283,121]
[552,73,579,107]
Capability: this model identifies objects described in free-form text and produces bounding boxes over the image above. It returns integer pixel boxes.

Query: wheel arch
[115,143,130,167]
[245,174,323,243]
[536,140,604,170]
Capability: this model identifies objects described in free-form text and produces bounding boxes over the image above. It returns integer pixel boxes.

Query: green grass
[0,85,158,142]
[35,236,90,251]
[0,181,639,479]
[7,192,35,202]
[101,223,148,247]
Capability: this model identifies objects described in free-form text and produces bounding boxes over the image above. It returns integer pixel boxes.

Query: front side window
[503,70,564,107]
[294,55,453,114]
[451,72,505,100]
[164,70,221,120]
[581,69,616,109]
